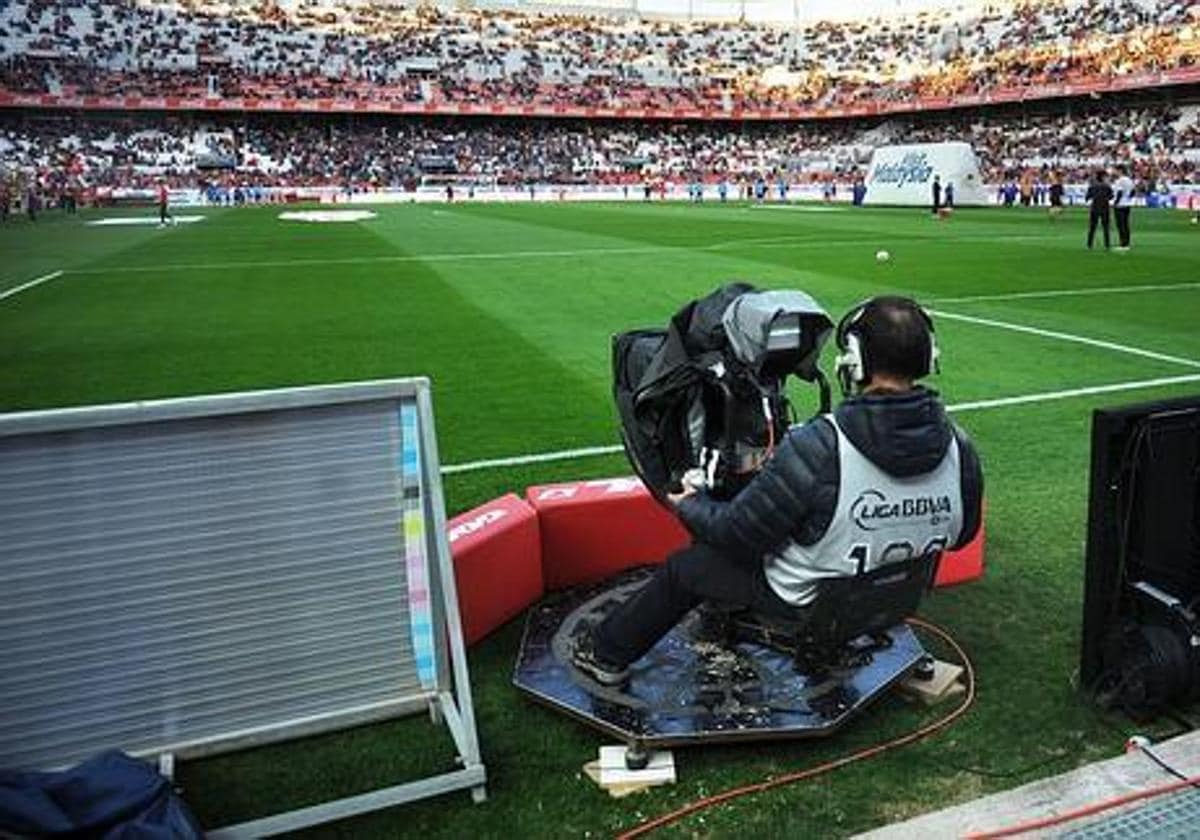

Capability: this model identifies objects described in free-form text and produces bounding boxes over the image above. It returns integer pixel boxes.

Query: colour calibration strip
[400,400,437,688]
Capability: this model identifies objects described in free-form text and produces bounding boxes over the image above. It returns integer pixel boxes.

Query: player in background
[852,176,867,206]
[1048,171,1065,218]
[930,174,941,216]
[1112,165,1135,251]
[157,181,173,227]
[65,177,78,214]
[1085,169,1113,250]
[26,177,39,222]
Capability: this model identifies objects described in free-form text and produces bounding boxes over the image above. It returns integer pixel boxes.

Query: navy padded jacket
[675,388,984,559]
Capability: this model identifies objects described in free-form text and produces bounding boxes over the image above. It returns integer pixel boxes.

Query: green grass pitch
[2,201,1199,837]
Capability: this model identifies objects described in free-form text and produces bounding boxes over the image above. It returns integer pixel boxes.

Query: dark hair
[857,296,933,382]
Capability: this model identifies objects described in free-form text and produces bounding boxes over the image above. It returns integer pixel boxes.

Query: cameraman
[574,296,984,685]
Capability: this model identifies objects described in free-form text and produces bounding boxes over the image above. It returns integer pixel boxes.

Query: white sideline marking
[0,270,65,302]
[441,373,1200,475]
[750,204,840,212]
[928,309,1200,369]
[931,281,1200,305]
[441,445,623,474]
[63,232,1054,276]
[946,374,1200,413]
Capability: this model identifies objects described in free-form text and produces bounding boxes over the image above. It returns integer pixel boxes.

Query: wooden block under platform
[583,747,677,798]
[898,660,965,706]
[583,760,655,798]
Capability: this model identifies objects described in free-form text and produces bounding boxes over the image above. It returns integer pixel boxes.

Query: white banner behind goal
[864,142,988,206]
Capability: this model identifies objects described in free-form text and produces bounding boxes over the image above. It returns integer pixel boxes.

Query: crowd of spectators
[1,0,1196,113]
[2,96,1196,197]
[904,99,1199,185]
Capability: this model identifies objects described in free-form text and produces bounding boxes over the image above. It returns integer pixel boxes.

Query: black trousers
[1114,207,1131,247]
[593,542,803,668]
[1087,209,1111,249]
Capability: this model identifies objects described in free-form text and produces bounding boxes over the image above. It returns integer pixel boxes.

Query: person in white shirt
[1112,165,1135,251]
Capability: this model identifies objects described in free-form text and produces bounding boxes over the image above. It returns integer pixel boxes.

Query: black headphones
[834,297,939,396]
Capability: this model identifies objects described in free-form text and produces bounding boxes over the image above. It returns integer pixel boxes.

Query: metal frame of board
[0,377,485,836]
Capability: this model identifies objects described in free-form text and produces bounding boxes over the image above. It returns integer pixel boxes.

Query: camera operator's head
[835,296,939,396]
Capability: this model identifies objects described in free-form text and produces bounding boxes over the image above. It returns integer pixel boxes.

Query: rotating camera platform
[513,568,927,768]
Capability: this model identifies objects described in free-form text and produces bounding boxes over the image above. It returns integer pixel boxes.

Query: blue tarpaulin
[0,750,202,838]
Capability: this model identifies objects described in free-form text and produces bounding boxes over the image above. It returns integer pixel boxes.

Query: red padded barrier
[524,475,985,591]
[934,508,987,587]
[525,478,690,590]
[446,493,543,645]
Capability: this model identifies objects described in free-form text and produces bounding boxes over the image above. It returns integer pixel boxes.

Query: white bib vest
[764,415,965,606]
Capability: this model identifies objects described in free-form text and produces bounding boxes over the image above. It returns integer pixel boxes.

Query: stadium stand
[0,0,1196,115]
[1,97,1195,195]
[0,1,1197,201]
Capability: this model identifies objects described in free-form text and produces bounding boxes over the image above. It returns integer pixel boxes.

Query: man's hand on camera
[667,486,698,507]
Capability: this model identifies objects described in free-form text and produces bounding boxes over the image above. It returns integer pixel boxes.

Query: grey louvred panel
[0,394,426,770]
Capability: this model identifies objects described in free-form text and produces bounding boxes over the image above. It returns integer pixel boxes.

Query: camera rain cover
[722,289,833,382]
[612,284,832,501]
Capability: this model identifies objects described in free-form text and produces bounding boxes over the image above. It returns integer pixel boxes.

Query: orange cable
[614,616,975,839]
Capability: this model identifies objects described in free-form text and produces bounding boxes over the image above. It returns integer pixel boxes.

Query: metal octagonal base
[513,568,926,751]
